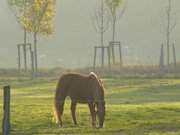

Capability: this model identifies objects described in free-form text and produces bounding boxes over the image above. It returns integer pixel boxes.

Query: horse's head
[96,100,105,128]
[96,80,105,128]
[89,72,106,128]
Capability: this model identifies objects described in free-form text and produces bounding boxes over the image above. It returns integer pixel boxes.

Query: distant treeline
[1,64,180,78]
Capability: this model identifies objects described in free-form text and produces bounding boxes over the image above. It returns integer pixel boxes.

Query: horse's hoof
[92,125,97,129]
[56,124,63,128]
[98,126,103,129]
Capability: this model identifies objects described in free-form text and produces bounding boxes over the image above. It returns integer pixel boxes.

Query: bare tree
[166,0,177,67]
[159,0,177,67]
[105,0,125,41]
[31,2,49,76]
[91,0,110,67]
[105,0,126,64]
[8,0,56,78]
[8,0,32,72]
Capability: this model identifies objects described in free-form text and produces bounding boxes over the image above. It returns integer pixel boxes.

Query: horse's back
[58,73,94,102]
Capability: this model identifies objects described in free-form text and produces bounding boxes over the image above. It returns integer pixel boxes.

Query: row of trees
[9,0,126,75]
[93,0,178,68]
[8,0,56,77]
[7,0,178,75]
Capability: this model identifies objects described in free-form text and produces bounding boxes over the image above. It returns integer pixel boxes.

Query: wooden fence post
[2,86,11,135]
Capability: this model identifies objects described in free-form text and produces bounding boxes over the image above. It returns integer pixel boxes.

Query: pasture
[1,76,180,135]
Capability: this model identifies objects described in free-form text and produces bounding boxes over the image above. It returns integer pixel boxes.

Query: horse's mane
[88,72,105,101]
[89,72,98,78]
[89,72,103,87]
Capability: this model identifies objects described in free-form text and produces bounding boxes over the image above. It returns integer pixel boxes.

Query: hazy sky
[0,0,180,68]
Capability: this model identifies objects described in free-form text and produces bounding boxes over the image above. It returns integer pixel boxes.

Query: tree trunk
[101,0,104,68]
[119,43,122,66]
[31,50,35,80]
[23,29,27,72]
[17,45,21,75]
[160,44,164,68]
[167,21,170,67]
[93,47,97,72]
[112,16,116,64]
[167,0,171,67]
[34,32,38,77]
[172,43,176,67]
[107,47,111,72]
[112,16,116,42]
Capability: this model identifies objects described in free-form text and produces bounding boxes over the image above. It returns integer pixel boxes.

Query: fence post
[2,86,11,135]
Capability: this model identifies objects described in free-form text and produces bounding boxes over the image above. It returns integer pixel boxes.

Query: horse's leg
[59,101,65,127]
[88,102,96,128]
[71,101,78,126]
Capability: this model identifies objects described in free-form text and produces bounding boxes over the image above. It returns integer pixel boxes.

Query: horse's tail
[53,80,63,125]
[53,103,59,124]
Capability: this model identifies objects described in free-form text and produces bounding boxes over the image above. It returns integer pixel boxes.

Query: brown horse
[54,72,105,128]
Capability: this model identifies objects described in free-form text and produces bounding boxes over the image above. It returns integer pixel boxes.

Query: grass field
[1,76,180,135]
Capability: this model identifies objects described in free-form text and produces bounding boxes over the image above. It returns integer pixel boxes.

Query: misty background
[0,0,180,68]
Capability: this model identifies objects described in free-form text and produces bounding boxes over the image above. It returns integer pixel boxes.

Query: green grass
[1,77,180,135]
